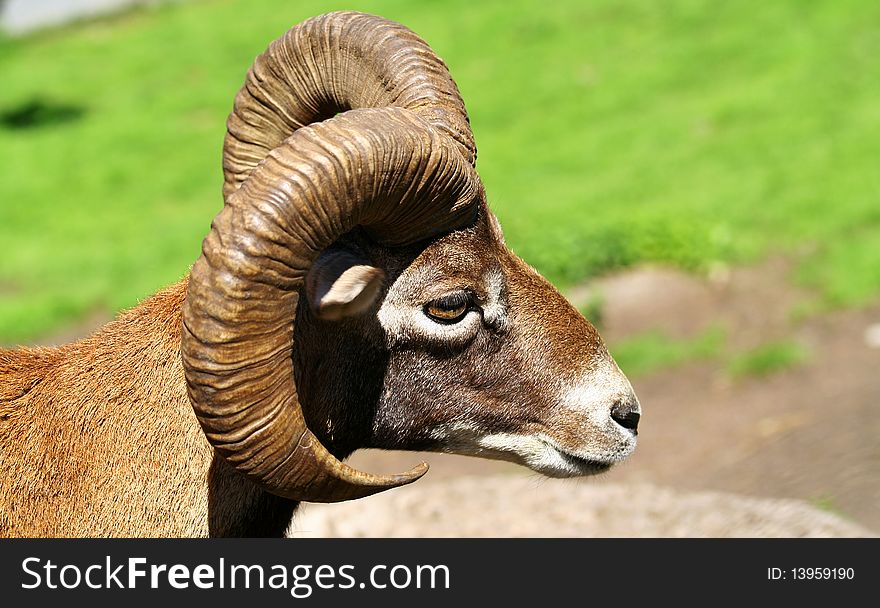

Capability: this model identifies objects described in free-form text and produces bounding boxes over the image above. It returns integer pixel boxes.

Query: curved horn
[181,108,483,502]
[223,11,476,200]
[184,12,481,503]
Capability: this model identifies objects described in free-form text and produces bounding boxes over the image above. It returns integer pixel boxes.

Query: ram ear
[305,248,386,321]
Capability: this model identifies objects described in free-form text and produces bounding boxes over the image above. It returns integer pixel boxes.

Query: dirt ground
[579,258,879,531]
[314,258,879,536]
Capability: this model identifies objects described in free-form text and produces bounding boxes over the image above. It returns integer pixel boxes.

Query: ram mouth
[536,434,618,478]
[555,450,613,476]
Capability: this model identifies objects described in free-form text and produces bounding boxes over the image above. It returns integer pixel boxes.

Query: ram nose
[610,395,641,434]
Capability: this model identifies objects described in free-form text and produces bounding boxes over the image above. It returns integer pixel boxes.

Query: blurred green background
[0,0,878,344]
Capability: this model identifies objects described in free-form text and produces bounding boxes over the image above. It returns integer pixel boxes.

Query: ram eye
[424,292,470,323]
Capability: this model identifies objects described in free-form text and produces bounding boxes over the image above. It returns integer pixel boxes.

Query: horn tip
[399,461,430,484]
[359,461,428,494]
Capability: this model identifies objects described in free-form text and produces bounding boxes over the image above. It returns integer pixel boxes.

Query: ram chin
[474,432,631,478]
[428,423,633,479]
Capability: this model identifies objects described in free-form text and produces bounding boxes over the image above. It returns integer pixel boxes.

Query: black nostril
[611,400,640,432]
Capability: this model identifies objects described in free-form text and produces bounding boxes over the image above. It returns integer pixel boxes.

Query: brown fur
[0,279,295,537]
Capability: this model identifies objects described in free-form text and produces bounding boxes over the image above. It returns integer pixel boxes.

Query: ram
[0,12,640,537]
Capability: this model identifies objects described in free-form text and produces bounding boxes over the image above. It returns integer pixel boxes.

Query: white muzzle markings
[429,362,639,478]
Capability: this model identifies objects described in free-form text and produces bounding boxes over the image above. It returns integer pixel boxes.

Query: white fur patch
[481,267,507,328]
[561,363,639,427]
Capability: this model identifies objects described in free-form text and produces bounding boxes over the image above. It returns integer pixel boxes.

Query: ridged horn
[222,11,477,202]
[184,11,480,502]
[182,106,482,502]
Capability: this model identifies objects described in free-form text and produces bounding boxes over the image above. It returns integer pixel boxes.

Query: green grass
[610,327,725,378]
[727,340,808,379]
[1,0,879,343]
[610,330,809,380]
[810,495,843,516]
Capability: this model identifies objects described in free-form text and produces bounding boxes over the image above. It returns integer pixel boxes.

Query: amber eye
[424,292,470,324]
